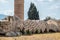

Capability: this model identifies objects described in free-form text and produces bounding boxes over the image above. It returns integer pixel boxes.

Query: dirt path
[0,33,60,40]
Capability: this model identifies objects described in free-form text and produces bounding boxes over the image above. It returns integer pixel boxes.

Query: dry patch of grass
[0,33,60,40]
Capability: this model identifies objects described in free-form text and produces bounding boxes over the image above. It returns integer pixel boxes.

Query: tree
[28,3,39,20]
[44,16,52,21]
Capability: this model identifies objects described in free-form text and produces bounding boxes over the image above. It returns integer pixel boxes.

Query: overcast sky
[24,0,60,20]
[0,0,14,16]
[0,0,60,20]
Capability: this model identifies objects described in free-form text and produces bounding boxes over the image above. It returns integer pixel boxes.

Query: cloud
[0,0,14,16]
[37,0,54,2]
[49,0,54,2]
[0,10,14,16]
[37,0,44,1]
[0,0,8,3]
[49,5,60,9]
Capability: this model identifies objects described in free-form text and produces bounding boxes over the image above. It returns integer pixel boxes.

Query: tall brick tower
[14,0,24,20]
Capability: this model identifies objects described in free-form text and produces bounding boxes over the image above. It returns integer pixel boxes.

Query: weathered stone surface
[15,31,22,36]
[0,16,60,36]
[5,31,17,37]
[5,31,22,37]
[14,0,24,20]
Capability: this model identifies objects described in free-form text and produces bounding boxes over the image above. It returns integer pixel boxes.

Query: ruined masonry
[14,0,24,20]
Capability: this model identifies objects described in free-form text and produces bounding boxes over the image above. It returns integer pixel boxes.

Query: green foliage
[28,3,39,20]
[44,16,52,21]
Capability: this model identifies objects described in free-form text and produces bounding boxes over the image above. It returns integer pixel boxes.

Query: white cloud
[37,0,54,2]
[4,10,14,16]
[0,0,8,3]
[0,10,14,16]
[49,0,54,2]
[37,0,44,2]
[49,5,60,9]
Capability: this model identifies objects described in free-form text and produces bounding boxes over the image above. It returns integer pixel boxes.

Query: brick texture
[14,0,24,20]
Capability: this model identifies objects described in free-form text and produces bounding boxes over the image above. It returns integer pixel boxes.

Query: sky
[0,0,14,16]
[24,0,60,20]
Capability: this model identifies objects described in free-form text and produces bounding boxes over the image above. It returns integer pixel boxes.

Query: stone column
[14,0,24,20]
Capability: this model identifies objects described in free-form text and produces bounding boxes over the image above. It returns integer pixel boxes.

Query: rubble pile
[0,16,60,36]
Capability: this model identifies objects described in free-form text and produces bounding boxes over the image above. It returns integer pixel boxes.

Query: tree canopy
[28,3,39,20]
